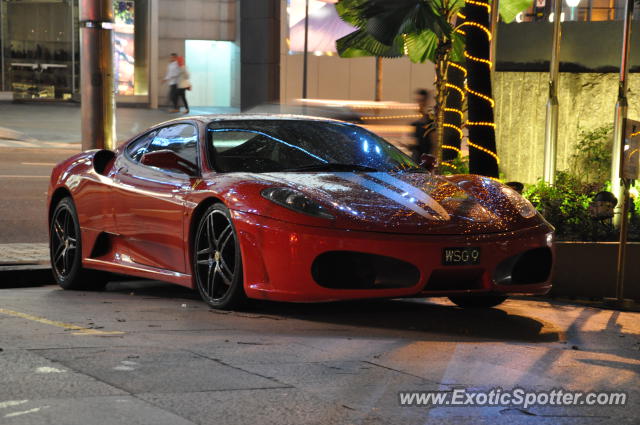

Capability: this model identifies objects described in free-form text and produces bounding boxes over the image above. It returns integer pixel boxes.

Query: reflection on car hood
[247,171,536,235]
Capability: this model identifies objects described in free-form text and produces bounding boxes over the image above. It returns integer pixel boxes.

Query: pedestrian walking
[163,53,180,113]
[410,89,436,162]
[176,56,191,114]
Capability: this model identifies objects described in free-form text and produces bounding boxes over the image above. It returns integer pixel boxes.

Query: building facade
[493,1,640,183]
[278,0,436,104]
[0,0,437,109]
[0,0,241,107]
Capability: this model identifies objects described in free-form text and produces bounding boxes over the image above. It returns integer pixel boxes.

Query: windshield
[207,120,420,173]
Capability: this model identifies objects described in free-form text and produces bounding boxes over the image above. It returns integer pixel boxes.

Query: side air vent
[90,232,113,258]
[93,149,116,176]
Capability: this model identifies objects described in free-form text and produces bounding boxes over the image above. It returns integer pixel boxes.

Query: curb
[0,264,55,288]
[517,295,640,313]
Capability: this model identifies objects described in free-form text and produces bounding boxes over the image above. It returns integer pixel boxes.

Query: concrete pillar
[80,0,116,151]
[240,0,280,110]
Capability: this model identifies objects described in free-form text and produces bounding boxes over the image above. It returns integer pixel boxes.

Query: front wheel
[448,295,507,308]
[193,203,246,309]
[50,197,107,290]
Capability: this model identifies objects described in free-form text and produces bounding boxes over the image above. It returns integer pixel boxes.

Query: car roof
[116,114,353,149]
[162,113,347,126]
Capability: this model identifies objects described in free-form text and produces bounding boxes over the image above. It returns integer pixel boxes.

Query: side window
[145,124,198,171]
[126,131,156,163]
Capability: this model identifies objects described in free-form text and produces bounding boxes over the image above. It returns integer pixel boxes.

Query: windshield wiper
[282,163,380,172]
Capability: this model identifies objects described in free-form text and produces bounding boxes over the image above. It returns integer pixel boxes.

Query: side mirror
[506,181,524,194]
[141,149,197,176]
[419,153,437,173]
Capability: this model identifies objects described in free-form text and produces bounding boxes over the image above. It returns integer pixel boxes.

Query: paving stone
[36,347,286,394]
[0,396,197,425]
[0,349,125,400]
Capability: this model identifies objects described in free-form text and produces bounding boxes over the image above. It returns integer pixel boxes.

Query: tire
[448,295,507,308]
[193,203,246,309]
[50,197,108,290]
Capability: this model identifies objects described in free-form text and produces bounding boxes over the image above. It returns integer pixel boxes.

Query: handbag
[178,68,191,90]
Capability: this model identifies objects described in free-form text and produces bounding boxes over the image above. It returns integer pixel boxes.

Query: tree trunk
[465,0,499,178]
[442,62,465,163]
[433,43,450,167]
[375,56,383,101]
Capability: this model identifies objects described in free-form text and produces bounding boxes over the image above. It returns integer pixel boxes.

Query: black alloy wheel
[193,203,245,309]
[50,197,107,290]
[448,295,508,309]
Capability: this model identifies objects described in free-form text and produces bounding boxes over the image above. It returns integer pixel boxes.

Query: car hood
[220,171,543,235]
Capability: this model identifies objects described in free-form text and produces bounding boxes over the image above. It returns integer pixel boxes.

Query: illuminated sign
[287,0,355,55]
[114,0,135,95]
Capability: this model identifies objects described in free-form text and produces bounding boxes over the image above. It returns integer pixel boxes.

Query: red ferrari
[48,115,554,309]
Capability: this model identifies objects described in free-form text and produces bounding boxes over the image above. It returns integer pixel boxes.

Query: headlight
[501,186,537,219]
[261,187,334,220]
[546,232,554,246]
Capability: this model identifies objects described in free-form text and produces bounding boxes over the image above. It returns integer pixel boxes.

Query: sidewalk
[0,103,237,147]
[0,243,49,265]
[0,243,52,286]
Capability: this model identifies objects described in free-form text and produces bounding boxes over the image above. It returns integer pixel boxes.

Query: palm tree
[336,0,462,167]
[335,1,406,103]
[463,0,530,176]
[336,0,531,177]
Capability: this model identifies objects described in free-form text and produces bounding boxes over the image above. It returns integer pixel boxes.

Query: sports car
[47,115,554,309]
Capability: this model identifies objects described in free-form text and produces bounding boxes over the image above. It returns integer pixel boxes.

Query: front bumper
[232,210,554,302]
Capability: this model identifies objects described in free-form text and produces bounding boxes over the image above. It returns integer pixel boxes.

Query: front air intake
[494,247,553,285]
[311,251,420,289]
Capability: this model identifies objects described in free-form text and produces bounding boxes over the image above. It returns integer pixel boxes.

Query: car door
[112,123,199,273]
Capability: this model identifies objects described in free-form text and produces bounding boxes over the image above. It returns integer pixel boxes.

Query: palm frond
[404,30,439,63]
[335,0,369,27]
[358,0,447,45]
[336,29,404,58]
[450,31,465,63]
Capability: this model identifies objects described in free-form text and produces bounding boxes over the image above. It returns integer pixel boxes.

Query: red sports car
[48,115,554,309]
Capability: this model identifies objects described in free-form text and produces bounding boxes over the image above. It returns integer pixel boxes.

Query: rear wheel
[50,197,107,290]
[448,295,507,308]
[193,203,245,309]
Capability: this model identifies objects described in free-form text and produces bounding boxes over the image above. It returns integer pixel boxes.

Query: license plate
[442,247,481,266]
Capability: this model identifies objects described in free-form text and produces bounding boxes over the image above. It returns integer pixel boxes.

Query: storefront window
[513,0,640,23]
[114,0,135,95]
[132,0,149,97]
[1,0,78,100]
[0,0,148,101]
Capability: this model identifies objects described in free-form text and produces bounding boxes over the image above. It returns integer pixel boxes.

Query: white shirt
[164,61,180,85]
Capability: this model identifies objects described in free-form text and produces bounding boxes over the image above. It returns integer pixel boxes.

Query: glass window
[145,123,198,171]
[207,120,419,173]
[3,0,75,99]
[125,130,155,162]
